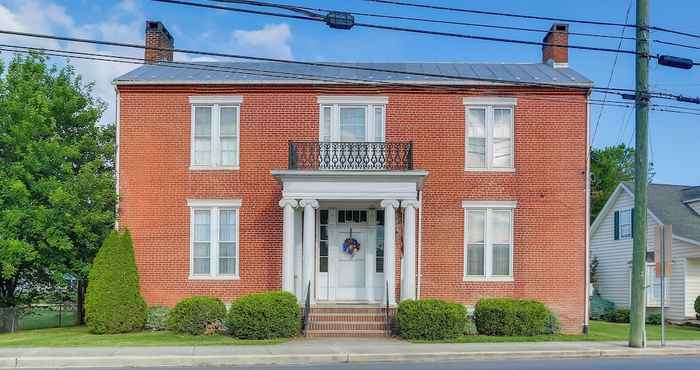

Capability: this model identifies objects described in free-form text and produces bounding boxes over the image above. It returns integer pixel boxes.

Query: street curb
[3,348,700,368]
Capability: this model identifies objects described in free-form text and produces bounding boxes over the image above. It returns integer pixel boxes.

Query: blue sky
[1,0,698,185]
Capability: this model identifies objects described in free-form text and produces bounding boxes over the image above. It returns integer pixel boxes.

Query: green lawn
[0,326,285,347]
[413,321,700,343]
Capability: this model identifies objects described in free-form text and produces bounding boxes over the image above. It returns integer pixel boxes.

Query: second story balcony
[288,141,413,171]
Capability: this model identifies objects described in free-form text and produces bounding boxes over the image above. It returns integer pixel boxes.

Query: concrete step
[309,321,388,331]
[306,329,390,337]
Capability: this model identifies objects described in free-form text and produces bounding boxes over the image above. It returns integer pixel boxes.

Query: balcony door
[320,104,385,143]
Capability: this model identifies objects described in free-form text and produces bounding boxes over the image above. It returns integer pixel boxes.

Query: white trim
[584,97,591,329]
[114,87,120,229]
[317,96,388,105]
[187,199,242,207]
[189,96,243,104]
[463,97,517,106]
[462,200,517,209]
[464,276,514,282]
[673,234,700,247]
[115,79,594,88]
[189,166,240,171]
[590,183,628,235]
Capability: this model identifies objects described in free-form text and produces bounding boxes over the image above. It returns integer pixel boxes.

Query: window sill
[464,276,514,282]
[465,167,515,173]
[189,166,240,171]
[188,275,240,281]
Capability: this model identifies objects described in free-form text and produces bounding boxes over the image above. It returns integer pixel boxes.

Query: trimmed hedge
[168,296,226,335]
[473,298,549,336]
[646,312,662,325]
[85,230,147,334]
[543,311,561,335]
[226,291,300,339]
[396,299,467,340]
[589,296,615,320]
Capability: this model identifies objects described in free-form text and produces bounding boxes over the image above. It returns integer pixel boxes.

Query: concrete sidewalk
[1,339,700,368]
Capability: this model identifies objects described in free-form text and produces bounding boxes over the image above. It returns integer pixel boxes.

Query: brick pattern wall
[117,85,588,333]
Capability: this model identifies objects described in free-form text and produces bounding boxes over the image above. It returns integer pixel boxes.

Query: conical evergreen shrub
[85,229,147,333]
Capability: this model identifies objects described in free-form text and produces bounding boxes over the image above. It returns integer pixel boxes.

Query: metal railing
[302,281,311,336]
[288,141,413,171]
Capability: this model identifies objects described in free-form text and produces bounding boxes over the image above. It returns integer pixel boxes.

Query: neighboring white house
[590,182,700,321]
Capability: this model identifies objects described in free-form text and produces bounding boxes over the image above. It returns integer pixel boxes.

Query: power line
[592,0,633,146]
[154,0,652,58]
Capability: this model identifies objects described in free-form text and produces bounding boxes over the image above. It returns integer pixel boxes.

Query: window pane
[467,244,484,275]
[492,210,511,244]
[194,107,212,136]
[468,109,486,137]
[376,224,384,273]
[194,210,210,242]
[492,244,510,276]
[194,138,211,165]
[219,256,235,275]
[339,107,366,142]
[492,138,512,168]
[219,210,236,242]
[468,138,486,168]
[320,209,329,225]
[467,210,485,243]
[321,106,331,142]
[376,210,385,226]
[319,257,328,273]
[193,242,210,274]
[374,107,384,141]
[320,225,328,241]
[493,109,512,138]
[220,107,237,136]
[338,210,345,223]
[220,138,237,166]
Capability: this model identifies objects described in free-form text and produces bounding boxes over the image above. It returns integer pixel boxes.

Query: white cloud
[232,23,292,59]
[0,0,143,125]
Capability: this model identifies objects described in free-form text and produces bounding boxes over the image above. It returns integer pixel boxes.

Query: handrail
[302,281,311,336]
[385,279,391,335]
[288,141,413,171]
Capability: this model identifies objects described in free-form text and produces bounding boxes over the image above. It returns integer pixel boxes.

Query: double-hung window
[464,98,516,171]
[188,199,241,279]
[463,201,516,281]
[317,96,387,142]
[189,96,242,169]
[614,208,633,240]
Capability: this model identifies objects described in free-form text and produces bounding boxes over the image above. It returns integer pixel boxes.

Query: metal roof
[623,182,700,244]
[113,62,593,87]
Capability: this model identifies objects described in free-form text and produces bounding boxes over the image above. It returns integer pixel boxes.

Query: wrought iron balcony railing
[288,141,413,171]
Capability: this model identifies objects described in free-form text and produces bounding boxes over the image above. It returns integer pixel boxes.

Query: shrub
[543,311,561,335]
[168,296,226,335]
[226,291,300,339]
[606,308,631,323]
[646,312,662,325]
[85,230,147,334]
[463,315,478,336]
[589,296,615,320]
[473,298,549,336]
[396,299,467,340]
[145,306,170,331]
[695,296,700,317]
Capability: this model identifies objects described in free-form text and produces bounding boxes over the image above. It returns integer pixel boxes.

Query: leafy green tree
[590,144,654,222]
[0,53,116,322]
[85,230,146,334]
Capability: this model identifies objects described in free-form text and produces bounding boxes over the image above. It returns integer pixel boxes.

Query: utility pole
[629,0,650,349]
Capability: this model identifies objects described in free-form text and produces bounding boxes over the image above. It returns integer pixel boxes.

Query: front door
[334,229,369,301]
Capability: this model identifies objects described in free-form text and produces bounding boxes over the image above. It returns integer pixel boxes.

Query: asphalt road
[33,356,700,370]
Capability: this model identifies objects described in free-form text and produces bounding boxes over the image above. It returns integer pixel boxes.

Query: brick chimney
[144,21,174,64]
[542,23,569,68]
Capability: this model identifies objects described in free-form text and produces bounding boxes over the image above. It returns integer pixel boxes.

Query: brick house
[114,21,592,335]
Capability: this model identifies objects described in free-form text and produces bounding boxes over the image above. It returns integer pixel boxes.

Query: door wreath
[342,238,361,257]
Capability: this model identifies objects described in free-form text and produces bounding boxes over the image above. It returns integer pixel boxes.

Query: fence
[0,303,78,333]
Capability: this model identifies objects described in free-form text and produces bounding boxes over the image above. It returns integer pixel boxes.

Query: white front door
[334,229,369,301]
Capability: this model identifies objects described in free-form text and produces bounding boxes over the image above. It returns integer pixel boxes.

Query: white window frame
[617,208,633,240]
[189,96,243,170]
[187,199,241,280]
[317,96,388,142]
[463,97,516,172]
[462,201,516,282]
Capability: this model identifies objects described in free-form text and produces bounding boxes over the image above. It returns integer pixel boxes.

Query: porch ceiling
[271,170,427,200]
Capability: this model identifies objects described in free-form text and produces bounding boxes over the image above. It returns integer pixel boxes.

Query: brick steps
[304,305,393,337]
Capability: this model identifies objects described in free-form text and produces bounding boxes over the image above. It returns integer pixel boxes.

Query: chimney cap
[542,23,569,42]
[146,20,174,43]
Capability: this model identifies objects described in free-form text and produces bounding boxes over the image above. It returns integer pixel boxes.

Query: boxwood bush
[168,296,226,335]
[85,230,147,334]
[226,291,300,339]
[396,299,467,340]
[473,298,549,336]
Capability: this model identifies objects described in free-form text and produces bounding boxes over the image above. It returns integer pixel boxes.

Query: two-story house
[114,21,592,335]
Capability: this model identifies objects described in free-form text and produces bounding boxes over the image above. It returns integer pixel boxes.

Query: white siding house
[590,182,700,321]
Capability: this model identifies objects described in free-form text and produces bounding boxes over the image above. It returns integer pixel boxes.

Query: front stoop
[305,305,395,337]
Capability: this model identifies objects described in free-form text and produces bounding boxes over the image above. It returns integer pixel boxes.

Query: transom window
[188,199,241,279]
[463,201,516,281]
[318,96,387,142]
[464,98,516,171]
[337,209,368,224]
[190,96,242,169]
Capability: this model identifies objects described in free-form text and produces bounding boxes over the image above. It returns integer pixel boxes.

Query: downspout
[417,189,423,299]
[584,94,591,334]
[114,84,120,230]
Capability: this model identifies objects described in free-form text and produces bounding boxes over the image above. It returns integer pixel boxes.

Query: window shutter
[630,208,635,236]
[614,211,620,240]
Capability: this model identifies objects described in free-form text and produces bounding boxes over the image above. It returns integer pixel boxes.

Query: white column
[279,198,297,294]
[293,208,303,300]
[300,199,319,304]
[381,199,399,306]
[401,200,419,301]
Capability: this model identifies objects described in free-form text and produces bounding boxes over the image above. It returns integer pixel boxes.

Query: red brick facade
[117,85,588,333]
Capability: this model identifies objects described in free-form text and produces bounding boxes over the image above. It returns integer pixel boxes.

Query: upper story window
[463,97,516,171]
[189,96,243,170]
[463,201,516,281]
[317,96,387,142]
[188,199,241,279]
[614,208,633,240]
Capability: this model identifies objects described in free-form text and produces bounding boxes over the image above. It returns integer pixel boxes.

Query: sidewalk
[1,338,700,368]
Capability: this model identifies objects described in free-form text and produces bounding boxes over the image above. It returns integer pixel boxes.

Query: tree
[0,54,116,322]
[85,230,146,334]
[590,144,654,222]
